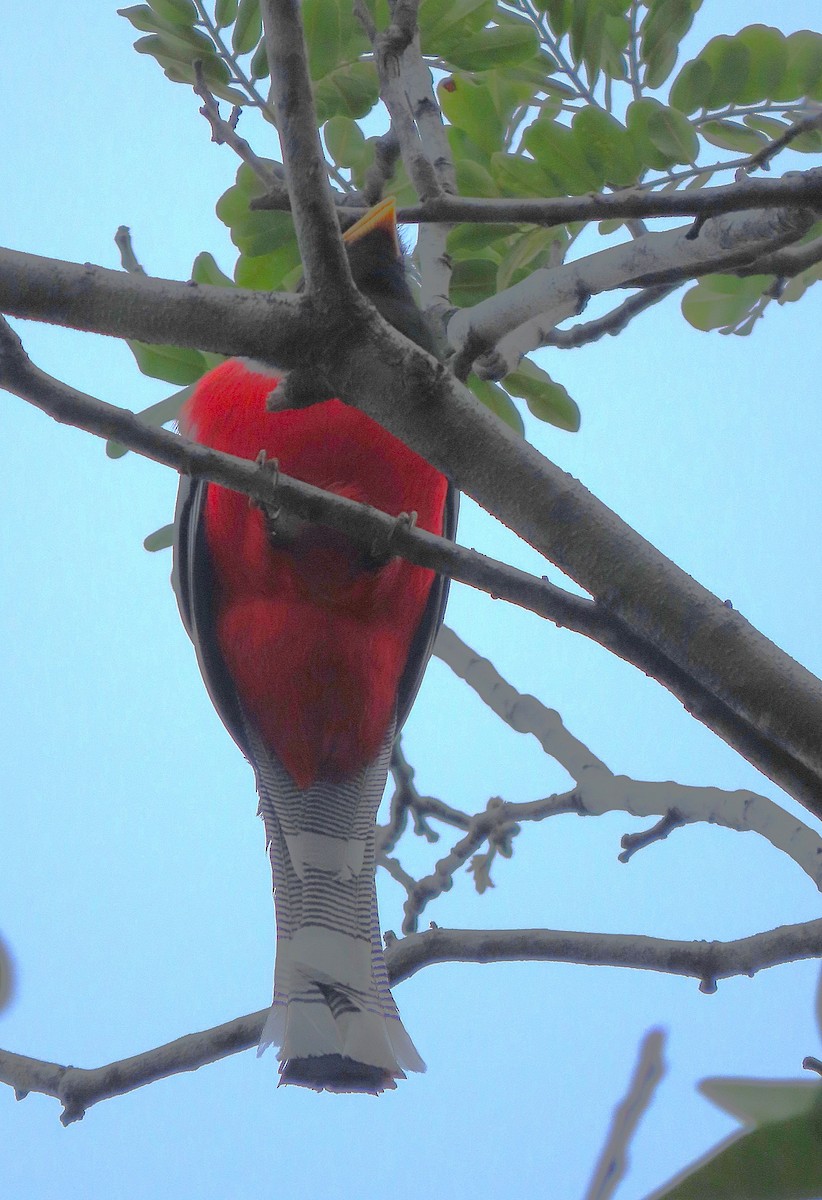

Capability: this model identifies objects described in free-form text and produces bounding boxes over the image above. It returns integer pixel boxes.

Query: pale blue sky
[3,3,822,1198]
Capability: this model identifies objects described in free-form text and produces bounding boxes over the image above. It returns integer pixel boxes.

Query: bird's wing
[172,474,250,757]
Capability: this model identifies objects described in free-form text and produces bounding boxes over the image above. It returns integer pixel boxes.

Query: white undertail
[245,718,425,1093]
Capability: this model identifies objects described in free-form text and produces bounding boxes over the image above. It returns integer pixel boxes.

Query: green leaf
[627,98,697,168]
[779,30,822,102]
[441,19,540,71]
[454,157,500,198]
[324,115,366,168]
[648,1082,822,1200]
[134,27,220,65]
[147,0,198,25]
[214,0,239,27]
[313,61,378,122]
[505,359,580,431]
[126,342,210,386]
[191,251,235,287]
[496,227,563,291]
[419,0,495,53]
[447,223,519,258]
[250,40,269,79]
[732,25,788,106]
[467,375,525,436]
[536,0,573,38]
[439,75,504,156]
[640,0,701,90]
[450,259,499,307]
[681,274,772,332]
[700,34,752,110]
[118,6,178,35]
[700,119,767,153]
[744,114,791,139]
[572,107,641,187]
[701,1079,821,1125]
[229,208,295,257]
[490,152,557,198]
[232,0,261,55]
[524,116,601,194]
[144,523,175,552]
[302,0,341,79]
[670,55,712,114]
[107,385,196,458]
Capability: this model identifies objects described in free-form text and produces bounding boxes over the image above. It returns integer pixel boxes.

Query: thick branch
[260,0,354,305]
[0,247,305,362]
[4,252,822,818]
[4,919,822,1122]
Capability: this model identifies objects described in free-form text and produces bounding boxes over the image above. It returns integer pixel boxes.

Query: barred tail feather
[246,719,424,1093]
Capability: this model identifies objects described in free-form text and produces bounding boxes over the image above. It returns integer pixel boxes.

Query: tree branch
[5,920,822,1122]
[259,0,354,306]
[450,204,816,374]
[250,166,822,226]
[4,241,822,819]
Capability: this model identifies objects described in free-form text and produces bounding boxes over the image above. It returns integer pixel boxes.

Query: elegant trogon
[172,198,458,1093]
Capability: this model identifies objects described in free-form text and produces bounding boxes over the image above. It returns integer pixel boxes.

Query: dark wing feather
[172,475,251,758]
[395,481,459,734]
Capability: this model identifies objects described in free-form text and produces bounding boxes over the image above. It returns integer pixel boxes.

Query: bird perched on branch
[173,198,458,1093]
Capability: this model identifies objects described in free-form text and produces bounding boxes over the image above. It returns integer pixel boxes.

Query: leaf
[572,107,642,188]
[505,359,580,431]
[250,41,269,79]
[647,1081,822,1200]
[496,227,563,291]
[701,1079,821,1125]
[107,386,195,458]
[490,152,556,198]
[447,222,519,258]
[732,25,788,105]
[229,209,295,257]
[419,0,495,53]
[450,259,499,307]
[681,274,773,332]
[302,0,341,79]
[441,19,540,72]
[669,55,712,114]
[779,30,822,102]
[467,375,525,436]
[313,61,379,123]
[324,115,366,168]
[214,0,239,28]
[234,241,302,289]
[134,27,221,65]
[232,0,261,55]
[627,98,697,168]
[439,74,504,157]
[126,341,211,386]
[147,0,198,25]
[639,0,701,90]
[536,0,573,38]
[700,119,767,153]
[454,157,499,198]
[701,34,752,110]
[190,251,235,288]
[144,524,175,552]
[524,116,601,194]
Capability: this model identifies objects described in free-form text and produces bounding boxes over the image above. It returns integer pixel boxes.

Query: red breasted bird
[173,199,458,1093]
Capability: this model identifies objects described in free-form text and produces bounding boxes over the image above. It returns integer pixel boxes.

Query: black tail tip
[280,1054,404,1095]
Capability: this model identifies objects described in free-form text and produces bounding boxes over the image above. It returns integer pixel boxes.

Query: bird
[172,197,458,1093]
